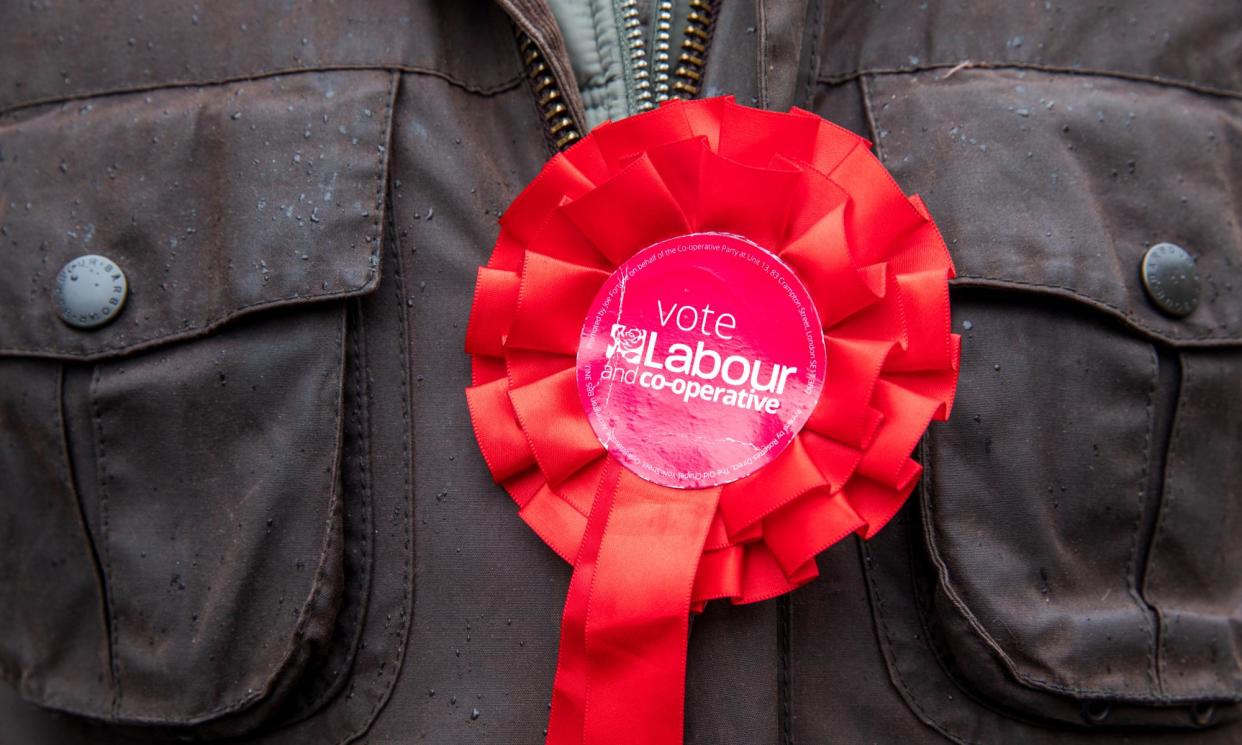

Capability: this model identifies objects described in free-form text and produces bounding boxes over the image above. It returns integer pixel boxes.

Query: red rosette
[465,96,959,745]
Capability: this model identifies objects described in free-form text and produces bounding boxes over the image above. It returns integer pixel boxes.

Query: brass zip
[518,0,720,150]
[671,0,718,98]
[518,32,583,150]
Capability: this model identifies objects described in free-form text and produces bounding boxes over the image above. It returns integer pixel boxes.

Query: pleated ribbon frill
[465,96,960,745]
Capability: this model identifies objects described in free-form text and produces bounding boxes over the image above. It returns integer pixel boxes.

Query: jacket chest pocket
[0,69,397,735]
[862,67,1242,730]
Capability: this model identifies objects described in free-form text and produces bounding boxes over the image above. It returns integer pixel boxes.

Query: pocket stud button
[1081,700,1112,723]
[1191,702,1215,726]
[1141,242,1199,318]
[54,254,128,329]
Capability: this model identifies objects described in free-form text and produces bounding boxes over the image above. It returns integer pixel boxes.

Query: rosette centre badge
[577,232,826,489]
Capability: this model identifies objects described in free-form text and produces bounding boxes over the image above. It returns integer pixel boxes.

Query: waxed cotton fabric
[1,1,1240,744]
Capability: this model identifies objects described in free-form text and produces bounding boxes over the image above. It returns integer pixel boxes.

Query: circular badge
[576,232,826,489]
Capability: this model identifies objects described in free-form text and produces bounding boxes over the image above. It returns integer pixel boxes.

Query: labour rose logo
[606,324,647,364]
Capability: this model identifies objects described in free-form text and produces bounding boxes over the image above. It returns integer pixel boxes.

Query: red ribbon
[465,97,959,745]
[547,460,720,745]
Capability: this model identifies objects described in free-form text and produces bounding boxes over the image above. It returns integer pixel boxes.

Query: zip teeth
[518,0,718,150]
[670,0,717,100]
[684,25,711,41]
[544,102,569,120]
[517,31,582,151]
[674,66,703,83]
[652,0,675,102]
[620,0,655,111]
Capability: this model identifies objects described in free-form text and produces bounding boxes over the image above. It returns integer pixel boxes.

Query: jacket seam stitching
[951,277,1242,344]
[1127,345,1162,696]
[89,364,122,718]
[858,75,882,162]
[343,93,414,741]
[338,299,374,697]
[0,65,524,119]
[905,471,1041,729]
[816,62,1242,100]
[778,594,793,745]
[1148,352,1193,694]
[860,537,980,745]
[58,364,118,710]
[854,82,978,744]
[757,0,770,108]
[797,0,825,109]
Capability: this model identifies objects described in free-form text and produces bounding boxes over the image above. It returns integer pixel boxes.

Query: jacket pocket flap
[870,68,1242,347]
[0,70,395,360]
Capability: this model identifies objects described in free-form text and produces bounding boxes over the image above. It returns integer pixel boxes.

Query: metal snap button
[54,254,128,329]
[1191,702,1215,726]
[1081,700,1111,724]
[1141,242,1199,318]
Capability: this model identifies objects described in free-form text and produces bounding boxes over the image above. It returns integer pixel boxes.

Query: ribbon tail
[547,460,620,745]
[546,461,721,745]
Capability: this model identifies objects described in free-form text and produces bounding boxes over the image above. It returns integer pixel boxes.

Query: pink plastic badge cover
[577,232,826,489]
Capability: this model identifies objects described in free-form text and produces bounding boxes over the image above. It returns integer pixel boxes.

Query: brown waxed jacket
[1,2,1241,743]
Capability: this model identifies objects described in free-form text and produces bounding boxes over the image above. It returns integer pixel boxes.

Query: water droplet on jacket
[471,708,481,721]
